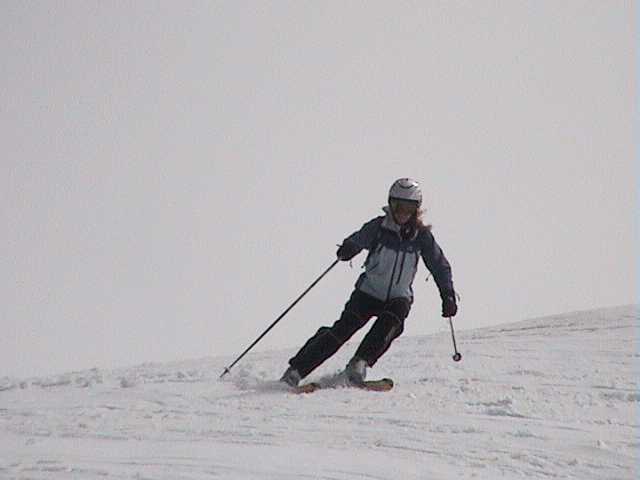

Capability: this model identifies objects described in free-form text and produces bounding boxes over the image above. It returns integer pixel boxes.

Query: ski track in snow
[1,305,637,479]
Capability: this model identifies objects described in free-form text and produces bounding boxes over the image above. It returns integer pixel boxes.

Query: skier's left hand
[441,292,458,318]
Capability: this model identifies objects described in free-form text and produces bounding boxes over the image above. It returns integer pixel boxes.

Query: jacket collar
[381,206,401,234]
[381,206,418,240]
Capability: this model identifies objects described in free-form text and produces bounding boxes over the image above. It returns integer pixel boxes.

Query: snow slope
[1,305,637,479]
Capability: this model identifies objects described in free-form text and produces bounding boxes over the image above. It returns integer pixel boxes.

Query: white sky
[2,2,636,378]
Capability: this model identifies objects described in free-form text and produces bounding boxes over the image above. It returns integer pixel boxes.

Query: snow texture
[1,305,637,479]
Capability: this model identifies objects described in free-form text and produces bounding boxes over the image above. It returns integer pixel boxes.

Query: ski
[293,378,394,394]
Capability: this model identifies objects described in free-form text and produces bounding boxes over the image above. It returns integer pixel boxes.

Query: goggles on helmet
[390,198,419,215]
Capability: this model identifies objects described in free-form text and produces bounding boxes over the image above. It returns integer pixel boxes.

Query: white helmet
[388,178,422,207]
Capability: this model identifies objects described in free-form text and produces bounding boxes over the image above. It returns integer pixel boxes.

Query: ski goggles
[390,199,419,215]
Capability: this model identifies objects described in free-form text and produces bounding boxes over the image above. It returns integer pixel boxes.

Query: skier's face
[390,200,418,225]
[394,212,411,224]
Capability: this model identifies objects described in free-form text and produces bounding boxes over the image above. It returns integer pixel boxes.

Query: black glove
[336,241,360,261]
[441,291,458,318]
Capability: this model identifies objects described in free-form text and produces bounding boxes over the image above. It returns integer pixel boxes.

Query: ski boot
[345,356,367,385]
[280,366,302,387]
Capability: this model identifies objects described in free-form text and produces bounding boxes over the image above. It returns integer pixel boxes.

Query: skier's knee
[339,309,368,330]
[391,320,404,337]
[379,310,405,337]
[330,310,365,343]
[315,326,341,345]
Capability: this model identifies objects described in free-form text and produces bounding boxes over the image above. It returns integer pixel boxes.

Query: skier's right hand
[336,241,360,261]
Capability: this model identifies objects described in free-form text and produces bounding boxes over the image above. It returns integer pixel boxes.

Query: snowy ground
[1,305,638,479]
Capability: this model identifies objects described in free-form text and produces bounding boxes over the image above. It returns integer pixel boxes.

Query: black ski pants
[288,289,412,379]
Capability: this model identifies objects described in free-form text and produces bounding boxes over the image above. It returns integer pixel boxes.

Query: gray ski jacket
[344,207,454,302]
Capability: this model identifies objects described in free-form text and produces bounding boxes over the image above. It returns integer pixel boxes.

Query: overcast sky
[2,2,636,378]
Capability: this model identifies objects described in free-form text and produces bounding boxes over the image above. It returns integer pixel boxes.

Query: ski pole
[448,317,462,362]
[219,258,340,378]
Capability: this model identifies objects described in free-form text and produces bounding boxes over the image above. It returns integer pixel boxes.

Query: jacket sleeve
[343,217,384,252]
[420,229,454,297]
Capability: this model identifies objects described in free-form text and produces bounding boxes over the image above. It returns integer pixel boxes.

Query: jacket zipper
[386,250,400,301]
[396,250,407,285]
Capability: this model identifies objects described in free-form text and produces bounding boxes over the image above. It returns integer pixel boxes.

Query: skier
[280,178,457,387]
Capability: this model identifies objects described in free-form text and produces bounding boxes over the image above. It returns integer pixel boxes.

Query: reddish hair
[415,208,432,231]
